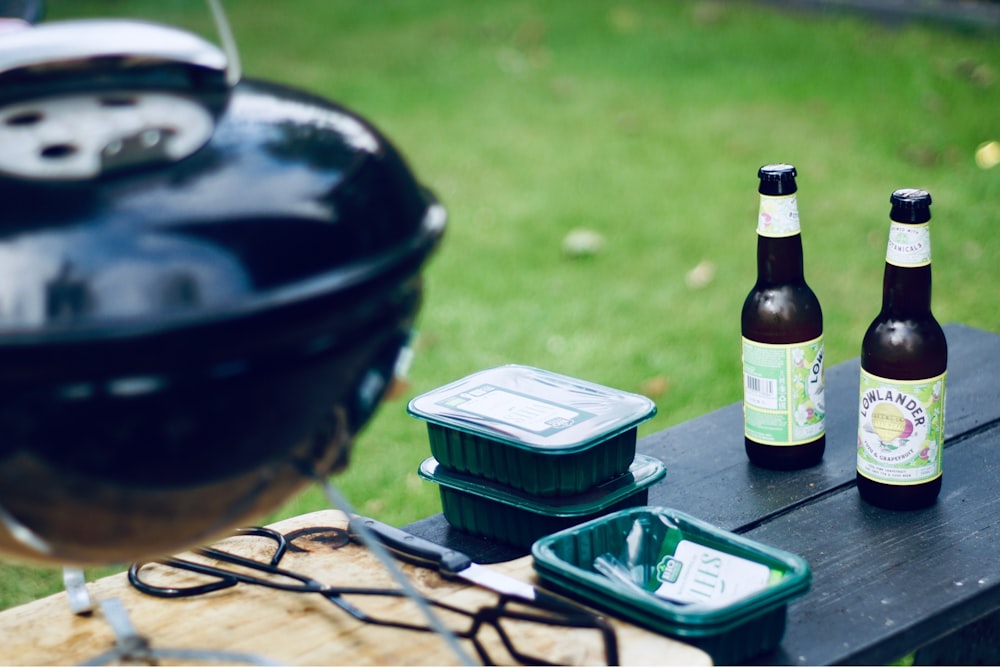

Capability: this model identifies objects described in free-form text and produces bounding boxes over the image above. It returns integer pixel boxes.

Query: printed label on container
[742,337,825,445]
[757,194,800,238]
[651,539,773,607]
[436,384,596,438]
[857,370,946,485]
[886,222,931,267]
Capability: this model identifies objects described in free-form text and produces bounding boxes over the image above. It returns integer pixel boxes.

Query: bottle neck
[756,234,805,284]
[880,220,933,317]
[881,263,932,316]
[755,193,804,284]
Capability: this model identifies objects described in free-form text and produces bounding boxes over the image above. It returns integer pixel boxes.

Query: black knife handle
[348,516,473,576]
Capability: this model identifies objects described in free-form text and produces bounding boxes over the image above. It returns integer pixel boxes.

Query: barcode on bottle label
[745,373,778,408]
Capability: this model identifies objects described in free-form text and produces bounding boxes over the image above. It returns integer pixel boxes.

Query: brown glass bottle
[857,189,946,510]
[741,165,825,470]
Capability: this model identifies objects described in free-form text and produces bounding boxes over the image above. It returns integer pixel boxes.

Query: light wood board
[0,510,711,666]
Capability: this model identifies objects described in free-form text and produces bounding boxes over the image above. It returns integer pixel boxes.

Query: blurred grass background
[1,0,998,633]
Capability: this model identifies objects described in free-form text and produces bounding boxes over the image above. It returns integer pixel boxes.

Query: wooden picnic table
[1,322,997,665]
[408,322,1000,665]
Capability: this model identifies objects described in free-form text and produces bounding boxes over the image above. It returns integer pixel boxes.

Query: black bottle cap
[890,188,932,224]
[758,164,798,195]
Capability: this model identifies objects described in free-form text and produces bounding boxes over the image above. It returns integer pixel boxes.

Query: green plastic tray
[419,454,666,549]
[531,506,811,664]
[409,365,656,496]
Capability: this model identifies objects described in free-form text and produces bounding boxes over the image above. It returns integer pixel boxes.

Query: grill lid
[0,18,444,340]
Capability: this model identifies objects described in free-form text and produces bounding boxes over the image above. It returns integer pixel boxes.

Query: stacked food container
[409,365,813,662]
[408,364,664,548]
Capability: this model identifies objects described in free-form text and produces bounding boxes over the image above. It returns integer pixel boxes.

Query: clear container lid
[407,365,657,452]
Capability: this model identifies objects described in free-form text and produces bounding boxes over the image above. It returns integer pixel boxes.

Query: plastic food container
[408,365,657,496]
[418,454,666,549]
[531,506,811,664]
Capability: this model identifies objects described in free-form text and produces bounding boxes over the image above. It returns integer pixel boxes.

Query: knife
[349,516,620,666]
[348,515,583,614]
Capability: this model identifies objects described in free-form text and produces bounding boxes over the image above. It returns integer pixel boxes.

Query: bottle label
[857,370,946,485]
[886,221,931,267]
[757,193,800,238]
[651,539,774,607]
[742,336,825,445]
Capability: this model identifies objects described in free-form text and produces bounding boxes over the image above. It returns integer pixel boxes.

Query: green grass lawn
[2,1,998,639]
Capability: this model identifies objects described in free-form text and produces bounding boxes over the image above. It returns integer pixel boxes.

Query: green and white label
[857,370,946,485]
[742,336,825,445]
[436,384,595,438]
[757,193,800,238]
[886,221,931,267]
[651,539,774,607]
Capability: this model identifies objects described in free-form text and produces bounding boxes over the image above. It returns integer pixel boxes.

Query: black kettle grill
[0,13,445,564]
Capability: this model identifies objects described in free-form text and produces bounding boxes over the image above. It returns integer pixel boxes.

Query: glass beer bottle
[741,164,825,470]
[857,189,946,510]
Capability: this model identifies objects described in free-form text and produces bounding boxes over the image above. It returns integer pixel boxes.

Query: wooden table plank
[742,419,1000,665]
